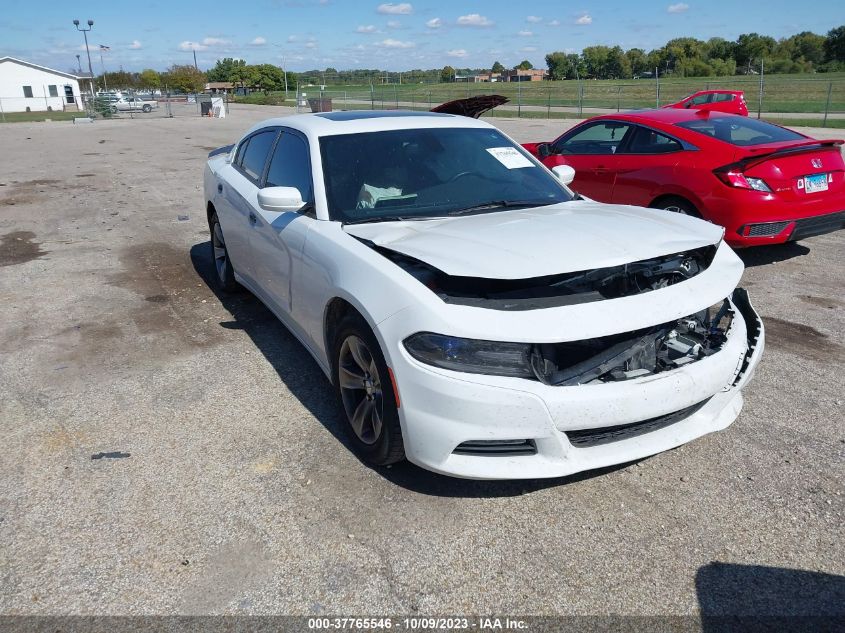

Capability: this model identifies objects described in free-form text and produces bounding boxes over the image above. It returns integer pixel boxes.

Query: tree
[164,64,206,93]
[254,64,285,93]
[581,46,610,78]
[491,61,505,73]
[515,60,533,70]
[440,65,455,83]
[138,69,161,90]
[824,25,845,63]
[735,33,776,73]
[626,48,649,77]
[605,46,631,79]
[704,37,735,62]
[230,64,261,88]
[206,58,245,82]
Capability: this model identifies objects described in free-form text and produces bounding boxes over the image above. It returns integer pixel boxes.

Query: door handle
[217,183,223,193]
[249,211,257,224]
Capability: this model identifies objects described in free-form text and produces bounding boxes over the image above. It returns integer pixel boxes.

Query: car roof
[241,110,494,139]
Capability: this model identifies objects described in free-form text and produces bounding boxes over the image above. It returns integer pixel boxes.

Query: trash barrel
[308,98,332,113]
[200,101,213,116]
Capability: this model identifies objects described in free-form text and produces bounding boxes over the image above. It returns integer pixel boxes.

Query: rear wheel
[333,314,405,466]
[209,211,240,292]
[651,196,701,218]
[142,104,152,113]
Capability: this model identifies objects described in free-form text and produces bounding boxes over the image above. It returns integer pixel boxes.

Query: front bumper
[384,290,764,480]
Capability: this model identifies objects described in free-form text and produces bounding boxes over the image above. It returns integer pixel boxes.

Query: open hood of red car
[430,95,508,118]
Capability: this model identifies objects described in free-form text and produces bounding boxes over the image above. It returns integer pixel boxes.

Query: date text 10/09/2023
[307,617,529,630]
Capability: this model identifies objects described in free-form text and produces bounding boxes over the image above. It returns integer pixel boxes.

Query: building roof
[205,82,234,89]
[0,56,84,80]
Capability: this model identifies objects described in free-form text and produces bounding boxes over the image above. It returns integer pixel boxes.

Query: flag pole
[99,46,109,93]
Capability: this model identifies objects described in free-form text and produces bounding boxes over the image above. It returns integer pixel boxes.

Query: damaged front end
[403,298,736,385]
[529,300,733,385]
[376,243,718,310]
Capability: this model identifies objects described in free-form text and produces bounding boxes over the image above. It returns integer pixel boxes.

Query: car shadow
[696,561,845,632]
[191,241,643,498]
[735,242,810,268]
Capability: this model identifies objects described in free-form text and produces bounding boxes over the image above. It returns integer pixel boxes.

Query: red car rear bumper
[721,207,845,247]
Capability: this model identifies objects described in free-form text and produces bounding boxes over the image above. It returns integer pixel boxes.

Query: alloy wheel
[338,335,384,445]
[212,222,228,284]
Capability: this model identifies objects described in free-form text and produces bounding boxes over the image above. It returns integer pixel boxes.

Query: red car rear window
[676,116,804,146]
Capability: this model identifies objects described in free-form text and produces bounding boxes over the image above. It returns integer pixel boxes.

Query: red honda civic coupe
[524,109,845,247]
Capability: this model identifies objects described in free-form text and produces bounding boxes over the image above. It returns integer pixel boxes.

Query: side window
[265,132,314,203]
[23,86,33,98]
[238,130,278,182]
[554,122,633,155]
[234,139,250,167]
[48,85,59,97]
[688,93,712,107]
[713,93,735,103]
[626,127,683,154]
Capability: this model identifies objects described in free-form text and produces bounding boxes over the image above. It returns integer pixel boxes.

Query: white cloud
[575,13,592,25]
[456,13,493,27]
[386,20,401,28]
[547,19,561,26]
[376,3,412,14]
[378,38,415,48]
[447,49,468,58]
[426,18,443,29]
[356,25,378,33]
[518,30,533,37]
[129,40,142,49]
[287,35,299,43]
[667,2,690,13]
[178,41,207,51]
[250,36,266,46]
[526,16,542,23]
[202,37,231,46]
[521,46,538,52]
[305,41,318,49]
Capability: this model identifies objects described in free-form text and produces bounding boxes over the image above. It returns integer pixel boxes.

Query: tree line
[89,25,844,91]
[546,27,845,80]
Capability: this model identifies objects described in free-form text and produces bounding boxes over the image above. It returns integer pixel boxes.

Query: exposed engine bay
[373,244,718,311]
[529,300,733,385]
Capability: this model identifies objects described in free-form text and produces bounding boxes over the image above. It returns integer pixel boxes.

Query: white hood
[343,200,724,279]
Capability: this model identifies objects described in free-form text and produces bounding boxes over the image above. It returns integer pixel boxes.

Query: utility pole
[73,19,95,96]
[75,54,82,74]
[193,49,198,70]
[99,46,109,93]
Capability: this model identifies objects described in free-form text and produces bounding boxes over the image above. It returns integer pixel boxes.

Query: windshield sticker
[486,147,533,169]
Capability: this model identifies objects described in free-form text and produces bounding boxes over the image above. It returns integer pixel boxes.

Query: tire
[209,211,240,292]
[333,314,405,466]
[110,106,117,113]
[651,196,702,218]
[142,104,152,113]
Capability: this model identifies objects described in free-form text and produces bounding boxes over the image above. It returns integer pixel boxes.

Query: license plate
[804,173,829,193]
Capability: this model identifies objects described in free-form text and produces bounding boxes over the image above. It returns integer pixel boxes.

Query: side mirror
[257,186,306,213]
[552,165,575,185]
[537,142,552,158]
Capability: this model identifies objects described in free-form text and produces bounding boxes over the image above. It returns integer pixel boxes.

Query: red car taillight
[713,165,772,192]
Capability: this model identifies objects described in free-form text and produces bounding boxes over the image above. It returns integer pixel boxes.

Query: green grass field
[0,111,90,123]
[237,72,845,116]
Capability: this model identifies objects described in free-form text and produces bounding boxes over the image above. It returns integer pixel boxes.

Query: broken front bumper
[387,289,764,480]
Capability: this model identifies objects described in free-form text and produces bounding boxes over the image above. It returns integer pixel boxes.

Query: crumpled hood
[343,200,724,279]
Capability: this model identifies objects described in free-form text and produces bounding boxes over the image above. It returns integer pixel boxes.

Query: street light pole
[75,54,82,74]
[73,19,95,96]
[99,47,109,93]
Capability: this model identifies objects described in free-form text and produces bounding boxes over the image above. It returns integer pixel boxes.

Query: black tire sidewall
[209,212,238,292]
[332,315,404,465]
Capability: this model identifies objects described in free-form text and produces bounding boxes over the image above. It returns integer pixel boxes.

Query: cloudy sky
[1,0,841,73]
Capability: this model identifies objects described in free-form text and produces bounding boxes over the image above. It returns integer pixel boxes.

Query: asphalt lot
[0,103,843,619]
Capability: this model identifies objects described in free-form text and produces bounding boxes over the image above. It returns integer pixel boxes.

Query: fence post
[517,79,522,118]
[823,81,832,128]
[578,82,583,117]
[394,84,398,108]
[655,67,660,108]
[757,58,764,120]
[370,83,374,109]
[547,88,551,119]
[616,85,621,112]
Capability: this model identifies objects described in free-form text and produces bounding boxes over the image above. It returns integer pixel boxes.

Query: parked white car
[114,96,158,113]
[203,111,764,480]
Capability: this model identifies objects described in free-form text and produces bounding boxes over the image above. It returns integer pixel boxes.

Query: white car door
[249,128,315,318]
[219,128,279,287]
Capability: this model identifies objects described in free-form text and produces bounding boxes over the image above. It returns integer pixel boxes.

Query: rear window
[675,116,805,146]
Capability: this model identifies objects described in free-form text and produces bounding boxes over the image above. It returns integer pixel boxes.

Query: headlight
[403,332,533,378]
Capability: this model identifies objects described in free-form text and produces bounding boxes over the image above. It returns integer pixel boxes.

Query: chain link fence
[0,90,229,123]
[275,77,845,126]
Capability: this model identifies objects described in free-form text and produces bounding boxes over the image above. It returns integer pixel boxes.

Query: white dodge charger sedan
[203,110,764,480]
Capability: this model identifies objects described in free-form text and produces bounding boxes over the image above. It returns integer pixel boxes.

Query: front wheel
[333,314,405,466]
[142,104,152,113]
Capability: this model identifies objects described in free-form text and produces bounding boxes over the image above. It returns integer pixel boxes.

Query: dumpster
[308,98,332,113]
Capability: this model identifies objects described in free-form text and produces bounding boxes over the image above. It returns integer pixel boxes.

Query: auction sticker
[486,147,533,169]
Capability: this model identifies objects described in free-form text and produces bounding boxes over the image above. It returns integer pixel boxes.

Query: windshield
[675,116,805,146]
[320,127,573,223]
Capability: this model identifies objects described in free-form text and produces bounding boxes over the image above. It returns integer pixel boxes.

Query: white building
[0,57,86,113]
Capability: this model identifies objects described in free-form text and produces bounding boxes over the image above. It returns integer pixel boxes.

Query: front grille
[747,221,790,237]
[564,398,711,448]
[453,439,537,456]
[789,210,845,242]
